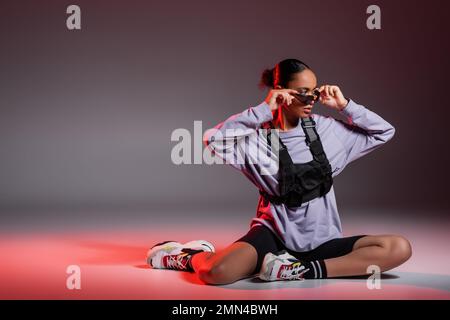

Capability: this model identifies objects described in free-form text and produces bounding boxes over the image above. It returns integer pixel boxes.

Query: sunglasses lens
[294,89,320,104]
[296,94,309,104]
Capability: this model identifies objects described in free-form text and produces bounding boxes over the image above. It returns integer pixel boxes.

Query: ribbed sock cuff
[317,259,327,279]
[306,260,327,279]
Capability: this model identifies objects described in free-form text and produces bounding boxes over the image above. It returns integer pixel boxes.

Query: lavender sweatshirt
[203,99,395,252]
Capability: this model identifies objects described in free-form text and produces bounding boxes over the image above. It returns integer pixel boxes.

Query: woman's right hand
[264,89,299,111]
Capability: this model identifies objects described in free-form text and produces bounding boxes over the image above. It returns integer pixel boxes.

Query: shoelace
[165,248,204,270]
[166,253,190,270]
[279,262,309,280]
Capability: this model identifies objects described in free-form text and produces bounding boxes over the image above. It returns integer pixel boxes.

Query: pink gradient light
[0,220,449,300]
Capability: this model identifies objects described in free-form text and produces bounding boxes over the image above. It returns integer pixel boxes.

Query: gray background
[0,0,449,228]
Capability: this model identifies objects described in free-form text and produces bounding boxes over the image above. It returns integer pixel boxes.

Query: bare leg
[325,235,412,277]
[190,241,258,285]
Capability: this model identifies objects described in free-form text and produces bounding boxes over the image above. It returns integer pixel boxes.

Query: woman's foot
[147,240,215,271]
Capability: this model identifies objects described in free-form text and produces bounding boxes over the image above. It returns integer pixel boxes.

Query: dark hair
[259,58,311,89]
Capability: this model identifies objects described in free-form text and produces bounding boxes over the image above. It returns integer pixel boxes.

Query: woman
[147,58,412,284]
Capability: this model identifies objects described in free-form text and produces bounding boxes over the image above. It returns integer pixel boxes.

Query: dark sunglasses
[293,89,321,105]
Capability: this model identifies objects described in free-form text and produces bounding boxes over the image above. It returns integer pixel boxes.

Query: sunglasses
[292,88,321,105]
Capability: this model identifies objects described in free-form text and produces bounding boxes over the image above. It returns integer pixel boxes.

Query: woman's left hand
[318,85,349,111]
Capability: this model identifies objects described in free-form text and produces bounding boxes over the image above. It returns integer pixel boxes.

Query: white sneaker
[258,250,310,281]
[146,240,215,270]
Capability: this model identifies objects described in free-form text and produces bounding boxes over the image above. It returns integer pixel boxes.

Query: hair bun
[259,68,274,89]
[258,59,310,90]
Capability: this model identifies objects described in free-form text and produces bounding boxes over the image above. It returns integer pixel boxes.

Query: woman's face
[275,69,318,119]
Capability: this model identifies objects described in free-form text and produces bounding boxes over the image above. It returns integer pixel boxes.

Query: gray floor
[0,207,449,299]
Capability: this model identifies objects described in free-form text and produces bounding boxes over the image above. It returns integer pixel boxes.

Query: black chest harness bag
[259,117,333,207]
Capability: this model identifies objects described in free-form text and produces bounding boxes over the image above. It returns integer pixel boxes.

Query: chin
[287,104,313,118]
[299,109,313,118]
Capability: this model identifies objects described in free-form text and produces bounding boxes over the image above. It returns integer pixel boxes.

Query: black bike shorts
[233,224,367,275]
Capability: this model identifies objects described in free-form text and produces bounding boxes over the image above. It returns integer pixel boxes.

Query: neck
[272,108,300,131]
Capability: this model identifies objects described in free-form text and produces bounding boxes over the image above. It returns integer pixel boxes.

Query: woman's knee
[197,262,231,285]
[389,235,412,264]
[379,235,412,269]
[196,242,258,285]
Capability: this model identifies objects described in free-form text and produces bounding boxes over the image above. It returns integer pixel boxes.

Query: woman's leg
[190,241,258,285]
[324,235,412,277]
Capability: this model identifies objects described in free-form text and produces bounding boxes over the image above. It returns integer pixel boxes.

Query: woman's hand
[318,85,349,111]
[264,88,299,111]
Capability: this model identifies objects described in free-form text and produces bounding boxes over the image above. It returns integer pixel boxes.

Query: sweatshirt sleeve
[332,98,396,167]
[203,101,273,171]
